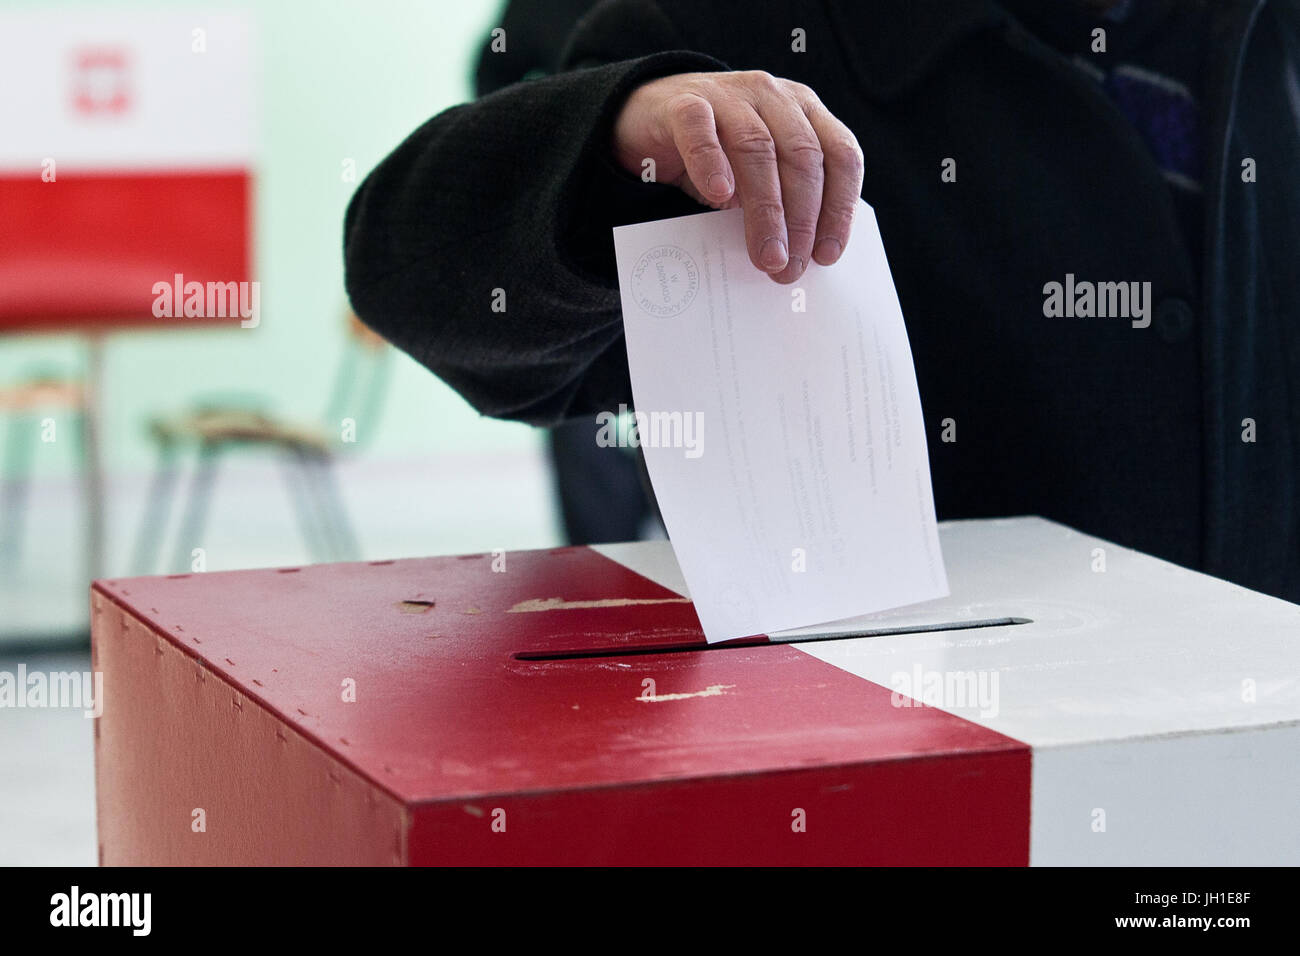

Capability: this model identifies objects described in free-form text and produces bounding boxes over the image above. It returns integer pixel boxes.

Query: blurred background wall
[0,0,561,643]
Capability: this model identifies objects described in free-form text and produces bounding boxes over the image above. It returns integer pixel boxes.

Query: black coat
[344,0,1300,602]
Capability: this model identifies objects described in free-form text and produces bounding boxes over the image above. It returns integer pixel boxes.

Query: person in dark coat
[474,0,659,547]
[345,0,1300,602]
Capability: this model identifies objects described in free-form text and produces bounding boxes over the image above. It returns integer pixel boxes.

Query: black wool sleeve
[343,0,729,425]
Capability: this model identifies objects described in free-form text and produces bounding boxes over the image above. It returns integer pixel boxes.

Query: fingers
[752,80,825,283]
[800,93,864,266]
[713,74,863,282]
[663,93,736,206]
[642,71,864,282]
[715,99,790,276]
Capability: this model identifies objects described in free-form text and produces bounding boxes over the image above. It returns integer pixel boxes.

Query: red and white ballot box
[0,9,253,329]
[91,517,1300,865]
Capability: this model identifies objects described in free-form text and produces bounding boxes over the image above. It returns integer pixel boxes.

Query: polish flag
[0,10,254,330]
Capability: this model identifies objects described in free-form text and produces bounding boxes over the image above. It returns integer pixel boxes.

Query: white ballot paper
[612,198,948,643]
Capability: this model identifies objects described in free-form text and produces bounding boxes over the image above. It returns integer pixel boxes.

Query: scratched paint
[395,600,435,614]
[508,596,693,613]
[637,684,735,703]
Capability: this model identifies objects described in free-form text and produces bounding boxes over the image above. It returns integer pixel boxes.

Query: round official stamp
[630,245,700,317]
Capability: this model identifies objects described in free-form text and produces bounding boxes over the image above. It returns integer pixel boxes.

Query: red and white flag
[0,9,255,329]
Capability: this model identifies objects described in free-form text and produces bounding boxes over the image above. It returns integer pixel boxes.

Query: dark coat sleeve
[343,0,729,425]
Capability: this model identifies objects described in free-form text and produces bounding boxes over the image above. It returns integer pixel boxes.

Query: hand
[612,70,864,284]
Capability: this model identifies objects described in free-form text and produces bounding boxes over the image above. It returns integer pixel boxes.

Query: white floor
[0,448,561,865]
[0,650,96,866]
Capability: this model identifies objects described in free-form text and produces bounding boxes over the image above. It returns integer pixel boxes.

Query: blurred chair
[130,311,389,574]
[0,366,89,571]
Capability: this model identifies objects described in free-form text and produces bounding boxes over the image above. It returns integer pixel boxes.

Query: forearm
[343,47,725,425]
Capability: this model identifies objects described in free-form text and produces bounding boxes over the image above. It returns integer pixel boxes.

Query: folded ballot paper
[612,198,948,643]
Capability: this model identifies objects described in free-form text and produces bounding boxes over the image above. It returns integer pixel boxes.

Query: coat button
[1155,297,1195,343]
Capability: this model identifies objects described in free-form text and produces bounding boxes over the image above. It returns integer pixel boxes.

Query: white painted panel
[789,517,1300,747]
[1030,723,1300,865]
[597,517,1300,861]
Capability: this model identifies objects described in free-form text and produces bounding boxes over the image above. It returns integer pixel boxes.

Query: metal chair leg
[130,439,181,576]
[297,448,359,561]
[279,447,332,563]
[0,413,38,570]
[169,442,221,574]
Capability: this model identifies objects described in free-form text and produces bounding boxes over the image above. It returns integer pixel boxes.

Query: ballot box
[91,517,1300,865]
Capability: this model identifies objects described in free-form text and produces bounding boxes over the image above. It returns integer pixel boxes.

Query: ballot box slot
[515,616,1031,661]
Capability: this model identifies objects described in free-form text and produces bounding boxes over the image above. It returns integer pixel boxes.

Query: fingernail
[760,237,788,271]
[814,237,843,263]
[706,172,732,198]
[789,255,806,277]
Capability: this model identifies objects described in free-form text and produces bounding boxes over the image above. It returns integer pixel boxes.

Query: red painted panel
[94,545,1031,864]
[408,750,1029,865]
[92,592,408,866]
[0,170,250,330]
